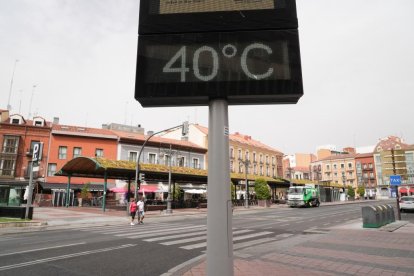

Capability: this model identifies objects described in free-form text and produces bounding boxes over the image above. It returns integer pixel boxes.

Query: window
[0,158,15,176]
[230,148,234,158]
[253,164,257,174]
[245,151,249,161]
[2,136,19,154]
[73,147,82,158]
[272,156,275,165]
[129,151,138,162]
[95,148,104,157]
[47,163,57,177]
[148,153,157,164]
[272,167,276,177]
[368,163,373,169]
[260,165,263,175]
[253,152,256,162]
[238,149,242,160]
[333,164,337,170]
[363,163,367,169]
[230,161,234,172]
[369,172,374,178]
[326,164,330,170]
[58,146,67,159]
[266,166,270,176]
[266,155,269,164]
[177,156,185,167]
[164,155,171,166]
[348,163,352,169]
[11,118,20,124]
[259,154,263,163]
[239,162,243,173]
[192,158,199,169]
[340,163,345,169]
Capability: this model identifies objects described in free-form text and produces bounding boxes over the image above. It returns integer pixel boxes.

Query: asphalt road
[0,200,409,276]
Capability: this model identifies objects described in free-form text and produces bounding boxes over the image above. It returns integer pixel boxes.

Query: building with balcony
[0,111,51,206]
[373,136,414,198]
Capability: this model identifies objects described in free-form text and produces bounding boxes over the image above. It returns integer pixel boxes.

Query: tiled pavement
[170,223,414,276]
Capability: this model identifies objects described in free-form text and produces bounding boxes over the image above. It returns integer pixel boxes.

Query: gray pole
[166,144,173,214]
[244,161,249,208]
[25,161,34,219]
[207,99,233,276]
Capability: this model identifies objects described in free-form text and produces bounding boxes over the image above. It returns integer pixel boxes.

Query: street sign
[32,142,43,162]
[390,175,402,186]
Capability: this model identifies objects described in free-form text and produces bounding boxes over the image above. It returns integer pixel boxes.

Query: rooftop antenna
[18,89,23,114]
[28,84,37,119]
[7,59,19,111]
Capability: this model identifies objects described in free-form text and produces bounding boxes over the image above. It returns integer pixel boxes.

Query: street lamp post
[134,123,188,207]
[342,174,347,201]
[239,158,251,208]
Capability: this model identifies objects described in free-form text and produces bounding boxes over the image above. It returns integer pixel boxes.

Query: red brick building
[0,111,51,206]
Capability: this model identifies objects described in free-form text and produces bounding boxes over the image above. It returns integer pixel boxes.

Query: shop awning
[399,187,408,193]
[140,185,161,193]
[184,189,206,194]
[409,187,414,193]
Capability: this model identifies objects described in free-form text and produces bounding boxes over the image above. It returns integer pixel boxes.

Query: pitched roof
[192,124,282,154]
[52,124,118,139]
[111,130,207,152]
[318,153,357,162]
[231,132,283,154]
[374,136,410,152]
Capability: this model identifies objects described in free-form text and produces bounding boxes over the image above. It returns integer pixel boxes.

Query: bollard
[362,206,381,228]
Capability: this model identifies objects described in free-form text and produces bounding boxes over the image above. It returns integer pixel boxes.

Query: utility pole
[391,149,402,220]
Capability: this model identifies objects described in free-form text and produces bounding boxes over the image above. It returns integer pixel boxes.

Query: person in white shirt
[137,197,145,224]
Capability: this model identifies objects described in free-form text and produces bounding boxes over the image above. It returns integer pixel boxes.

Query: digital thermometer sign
[135,30,303,107]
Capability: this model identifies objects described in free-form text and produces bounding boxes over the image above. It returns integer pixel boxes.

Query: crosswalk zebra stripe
[89,223,182,234]
[120,225,206,238]
[180,231,273,250]
[160,229,253,246]
[143,230,208,242]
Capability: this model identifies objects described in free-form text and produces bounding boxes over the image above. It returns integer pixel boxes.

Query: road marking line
[121,225,206,238]
[0,242,86,257]
[233,237,277,250]
[160,229,253,246]
[144,230,207,242]
[180,231,272,250]
[0,244,136,271]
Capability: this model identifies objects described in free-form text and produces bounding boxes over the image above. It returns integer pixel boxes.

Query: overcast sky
[1,0,413,154]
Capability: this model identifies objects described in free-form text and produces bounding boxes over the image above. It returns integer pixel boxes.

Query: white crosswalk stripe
[79,223,279,251]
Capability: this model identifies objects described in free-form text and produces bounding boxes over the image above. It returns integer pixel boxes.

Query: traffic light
[139,173,145,182]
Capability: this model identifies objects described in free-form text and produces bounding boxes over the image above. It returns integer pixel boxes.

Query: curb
[0,221,47,228]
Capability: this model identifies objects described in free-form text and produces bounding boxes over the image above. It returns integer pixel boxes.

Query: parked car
[400,196,414,212]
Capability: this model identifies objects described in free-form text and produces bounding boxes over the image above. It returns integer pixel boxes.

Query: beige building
[161,124,284,178]
[373,136,414,198]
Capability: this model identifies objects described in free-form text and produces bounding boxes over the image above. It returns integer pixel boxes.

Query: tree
[230,182,236,199]
[81,182,90,199]
[357,186,365,198]
[173,184,182,200]
[254,178,271,200]
[347,185,355,199]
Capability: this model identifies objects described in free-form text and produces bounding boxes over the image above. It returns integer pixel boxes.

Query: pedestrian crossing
[79,222,291,252]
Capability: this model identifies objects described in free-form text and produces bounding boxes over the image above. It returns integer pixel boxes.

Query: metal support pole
[25,161,34,219]
[207,99,233,276]
[102,171,108,212]
[244,161,249,208]
[65,174,71,207]
[166,144,173,214]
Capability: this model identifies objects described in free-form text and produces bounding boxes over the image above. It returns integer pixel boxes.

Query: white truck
[287,184,320,207]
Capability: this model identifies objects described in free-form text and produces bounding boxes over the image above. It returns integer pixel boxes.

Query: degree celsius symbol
[162,43,274,82]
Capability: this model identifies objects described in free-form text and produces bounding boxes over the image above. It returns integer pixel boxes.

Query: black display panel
[139,0,298,35]
[135,29,303,107]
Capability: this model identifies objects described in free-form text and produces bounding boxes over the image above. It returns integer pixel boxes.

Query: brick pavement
[169,222,414,276]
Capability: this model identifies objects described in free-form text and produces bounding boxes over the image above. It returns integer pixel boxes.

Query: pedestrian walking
[137,197,145,224]
[129,200,137,225]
